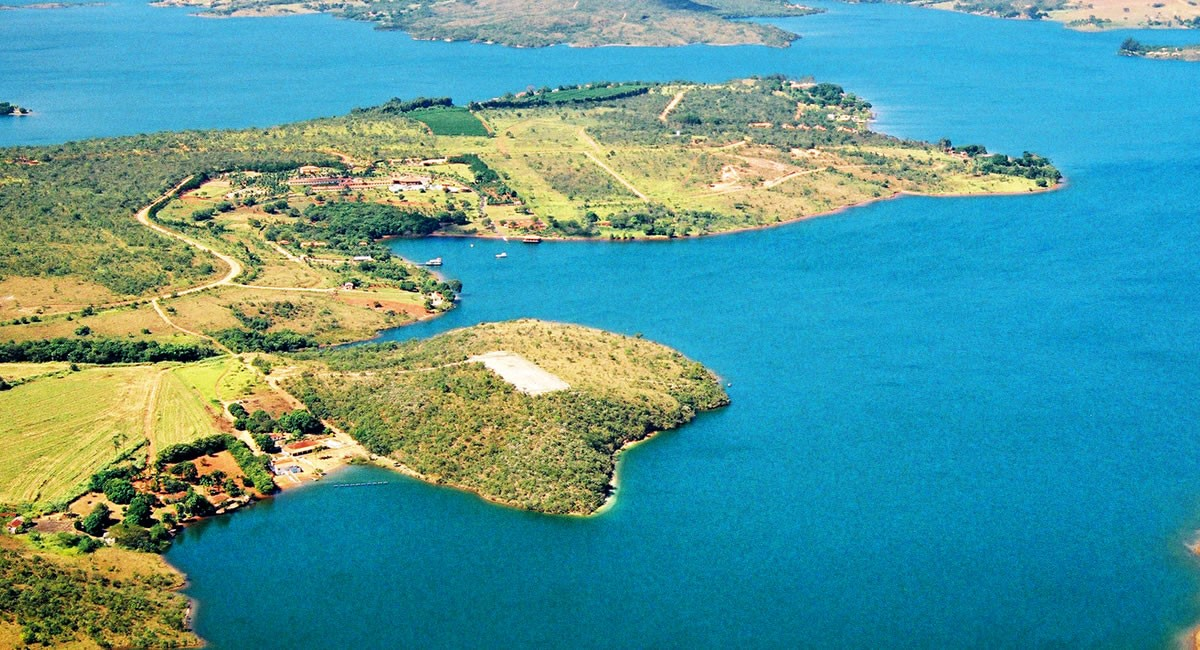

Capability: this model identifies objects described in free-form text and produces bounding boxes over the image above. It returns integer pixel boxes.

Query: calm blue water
[6,1,1200,646]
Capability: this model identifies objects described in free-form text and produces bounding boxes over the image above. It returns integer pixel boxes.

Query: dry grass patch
[0,303,182,343]
[0,361,69,382]
[0,277,121,318]
[165,284,423,344]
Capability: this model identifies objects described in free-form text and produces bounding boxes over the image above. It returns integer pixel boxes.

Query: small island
[151,0,818,48]
[1119,36,1200,60]
[0,102,30,116]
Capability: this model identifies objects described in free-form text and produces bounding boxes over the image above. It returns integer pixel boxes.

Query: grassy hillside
[152,0,819,47]
[286,319,730,514]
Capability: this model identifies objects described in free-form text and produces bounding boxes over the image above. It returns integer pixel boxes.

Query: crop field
[0,366,157,506]
[407,107,489,136]
[149,367,224,452]
[171,356,229,403]
[171,354,266,402]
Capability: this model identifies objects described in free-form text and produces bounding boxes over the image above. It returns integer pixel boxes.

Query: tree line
[0,337,217,364]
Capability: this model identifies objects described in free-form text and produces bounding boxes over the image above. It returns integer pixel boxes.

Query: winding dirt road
[135,177,244,298]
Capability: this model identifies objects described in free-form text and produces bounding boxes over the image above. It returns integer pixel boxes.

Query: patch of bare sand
[468,351,570,396]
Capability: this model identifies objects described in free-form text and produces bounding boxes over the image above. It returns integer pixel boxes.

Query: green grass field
[407,107,489,136]
[171,354,266,402]
[0,366,156,506]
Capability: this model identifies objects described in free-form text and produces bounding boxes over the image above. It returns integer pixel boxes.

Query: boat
[522,236,543,244]
[495,252,508,259]
[423,257,443,266]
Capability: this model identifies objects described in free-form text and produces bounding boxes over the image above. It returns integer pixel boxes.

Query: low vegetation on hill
[287,320,730,514]
[0,536,199,648]
[152,0,819,47]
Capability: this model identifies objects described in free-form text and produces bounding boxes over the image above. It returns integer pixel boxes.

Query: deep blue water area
[5,1,1200,646]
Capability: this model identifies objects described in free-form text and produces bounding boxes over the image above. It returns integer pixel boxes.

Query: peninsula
[287,320,729,515]
[1119,36,1200,59]
[151,0,818,47]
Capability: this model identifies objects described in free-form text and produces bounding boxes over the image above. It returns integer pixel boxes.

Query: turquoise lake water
[5,1,1200,646]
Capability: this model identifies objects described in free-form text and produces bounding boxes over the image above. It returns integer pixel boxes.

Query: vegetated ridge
[0,535,198,648]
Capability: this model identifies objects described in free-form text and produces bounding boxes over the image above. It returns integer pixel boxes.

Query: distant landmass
[0,77,1061,323]
[0,2,105,10]
[846,0,1200,30]
[149,0,819,47]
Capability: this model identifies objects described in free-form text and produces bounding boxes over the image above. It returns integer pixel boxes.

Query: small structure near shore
[282,439,325,456]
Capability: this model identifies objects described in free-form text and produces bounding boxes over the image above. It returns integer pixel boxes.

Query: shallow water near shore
[6,0,1200,646]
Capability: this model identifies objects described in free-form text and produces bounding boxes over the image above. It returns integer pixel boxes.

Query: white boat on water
[495,252,508,259]
[424,257,443,266]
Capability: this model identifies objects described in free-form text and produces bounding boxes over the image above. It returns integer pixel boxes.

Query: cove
[5,0,1200,646]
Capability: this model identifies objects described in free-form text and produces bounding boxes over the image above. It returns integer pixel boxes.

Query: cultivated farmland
[0,366,157,506]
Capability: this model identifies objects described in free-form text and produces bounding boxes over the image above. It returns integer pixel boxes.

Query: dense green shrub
[101,478,136,505]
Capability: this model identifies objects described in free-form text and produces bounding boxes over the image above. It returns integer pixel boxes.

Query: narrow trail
[577,128,650,201]
[266,239,304,263]
[233,284,337,293]
[659,90,687,123]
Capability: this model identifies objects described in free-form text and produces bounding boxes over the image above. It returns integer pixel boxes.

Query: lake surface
[6,1,1200,646]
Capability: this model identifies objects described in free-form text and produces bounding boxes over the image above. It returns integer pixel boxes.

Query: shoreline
[425,180,1065,244]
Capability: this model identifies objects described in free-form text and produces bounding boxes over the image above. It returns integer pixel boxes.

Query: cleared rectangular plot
[468,351,570,396]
